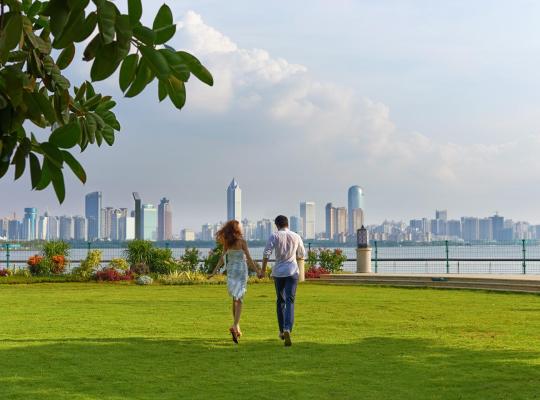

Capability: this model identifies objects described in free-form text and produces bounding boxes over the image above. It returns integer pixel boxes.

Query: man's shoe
[283,331,292,347]
[279,332,285,340]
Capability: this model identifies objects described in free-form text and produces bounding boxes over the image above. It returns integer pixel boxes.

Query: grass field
[0,283,539,399]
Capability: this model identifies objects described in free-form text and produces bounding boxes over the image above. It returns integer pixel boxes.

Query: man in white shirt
[261,215,305,346]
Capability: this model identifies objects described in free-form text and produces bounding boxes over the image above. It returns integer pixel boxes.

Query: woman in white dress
[211,220,260,343]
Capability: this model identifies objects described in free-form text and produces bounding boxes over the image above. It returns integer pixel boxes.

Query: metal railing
[1,240,540,274]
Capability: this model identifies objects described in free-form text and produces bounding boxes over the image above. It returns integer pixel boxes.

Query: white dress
[225,249,248,301]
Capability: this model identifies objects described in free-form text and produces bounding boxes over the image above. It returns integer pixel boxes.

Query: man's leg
[274,277,286,334]
[283,274,299,332]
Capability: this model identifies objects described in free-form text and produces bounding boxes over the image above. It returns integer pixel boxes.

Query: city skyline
[2,3,540,229]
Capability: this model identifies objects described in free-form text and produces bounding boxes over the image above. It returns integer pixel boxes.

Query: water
[1,244,539,274]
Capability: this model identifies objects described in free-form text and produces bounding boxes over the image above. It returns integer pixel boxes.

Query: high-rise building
[38,213,49,240]
[158,198,173,241]
[290,216,303,237]
[227,178,242,221]
[435,210,448,221]
[22,207,37,241]
[351,208,364,234]
[110,209,123,241]
[461,217,479,242]
[447,220,462,238]
[201,223,216,241]
[73,216,87,241]
[335,207,347,238]
[132,192,142,240]
[0,218,7,238]
[100,207,114,240]
[125,215,135,240]
[479,218,493,241]
[59,216,73,240]
[325,203,335,240]
[348,186,364,235]
[181,229,195,241]
[256,219,274,241]
[47,216,59,240]
[85,192,102,241]
[142,204,158,241]
[490,214,504,242]
[7,219,21,240]
[300,201,315,240]
[242,219,257,241]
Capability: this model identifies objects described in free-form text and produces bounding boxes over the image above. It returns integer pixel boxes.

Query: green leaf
[83,34,102,61]
[139,45,170,80]
[50,164,66,203]
[158,79,167,102]
[61,150,86,183]
[12,146,27,180]
[115,14,132,54]
[160,49,190,81]
[40,142,64,168]
[125,58,152,97]
[119,53,138,92]
[177,51,214,86]
[53,1,88,49]
[166,76,186,109]
[35,159,51,190]
[90,42,123,81]
[101,126,114,145]
[42,0,70,37]
[97,0,117,44]
[74,82,87,102]
[56,43,75,70]
[133,25,155,46]
[152,4,175,44]
[49,121,81,149]
[74,11,98,43]
[29,152,41,189]
[33,92,56,124]
[128,0,142,27]
[0,14,23,63]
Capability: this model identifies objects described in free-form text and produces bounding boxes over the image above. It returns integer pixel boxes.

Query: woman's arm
[210,246,226,275]
[242,241,259,273]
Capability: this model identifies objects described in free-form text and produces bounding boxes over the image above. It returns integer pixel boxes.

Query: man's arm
[261,234,275,277]
[296,236,306,261]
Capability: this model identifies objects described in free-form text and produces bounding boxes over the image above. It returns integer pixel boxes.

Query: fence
[1,240,540,274]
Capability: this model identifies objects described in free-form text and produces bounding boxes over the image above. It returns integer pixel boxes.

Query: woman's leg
[233,299,243,331]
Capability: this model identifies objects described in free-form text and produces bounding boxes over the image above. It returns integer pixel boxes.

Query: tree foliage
[0,0,213,202]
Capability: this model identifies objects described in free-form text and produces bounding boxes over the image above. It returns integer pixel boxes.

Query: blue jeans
[274,274,298,332]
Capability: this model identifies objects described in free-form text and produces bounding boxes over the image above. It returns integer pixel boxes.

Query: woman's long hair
[216,220,243,248]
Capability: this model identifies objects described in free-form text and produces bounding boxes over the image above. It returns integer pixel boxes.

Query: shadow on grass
[0,336,538,400]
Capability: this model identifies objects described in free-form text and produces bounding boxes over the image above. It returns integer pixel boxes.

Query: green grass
[0,283,539,399]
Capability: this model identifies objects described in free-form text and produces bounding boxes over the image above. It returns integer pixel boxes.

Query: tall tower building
[73,216,87,241]
[325,203,336,240]
[300,201,316,240]
[335,207,347,237]
[490,214,504,242]
[348,186,364,235]
[290,216,303,237]
[100,207,114,240]
[85,191,102,241]
[435,210,448,221]
[142,204,158,241]
[59,216,73,240]
[227,178,242,221]
[158,197,173,241]
[38,213,49,240]
[132,192,142,240]
[22,208,37,241]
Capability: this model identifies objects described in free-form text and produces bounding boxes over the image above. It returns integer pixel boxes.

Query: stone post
[298,259,305,282]
[356,247,372,273]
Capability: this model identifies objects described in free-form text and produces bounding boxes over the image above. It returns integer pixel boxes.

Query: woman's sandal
[229,327,239,344]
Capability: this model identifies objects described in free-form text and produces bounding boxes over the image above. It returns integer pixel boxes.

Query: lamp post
[356,226,372,273]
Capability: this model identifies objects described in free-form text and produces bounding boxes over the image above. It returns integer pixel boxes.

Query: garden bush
[181,248,201,272]
[95,268,133,282]
[149,248,174,274]
[309,248,347,273]
[305,266,331,278]
[125,240,154,267]
[74,250,102,277]
[130,263,150,275]
[108,258,129,271]
[0,268,11,277]
[202,243,223,274]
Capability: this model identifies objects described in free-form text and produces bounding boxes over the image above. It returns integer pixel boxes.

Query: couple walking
[210,215,305,346]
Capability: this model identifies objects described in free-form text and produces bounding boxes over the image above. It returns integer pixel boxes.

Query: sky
[2,0,540,232]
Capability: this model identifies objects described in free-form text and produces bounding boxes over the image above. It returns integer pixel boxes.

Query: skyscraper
[348,186,364,235]
[22,208,37,241]
[158,197,173,241]
[59,216,73,240]
[325,203,335,240]
[111,209,124,241]
[73,216,87,241]
[461,217,480,242]
[100,207,114,240]
[335,207,347,238]
[85,192,102,241]
[227,178,242,221]
[132,192,142,239]
[490,214,504,241]
[290,216,303,237]
[435,210,448,221]
[300,201,315,240]
[142,204,158,241]
[479,218,493,241]
[38,213,49,240]
[351,208,364,233]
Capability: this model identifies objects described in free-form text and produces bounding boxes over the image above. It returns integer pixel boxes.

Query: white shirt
[263,228,306,277]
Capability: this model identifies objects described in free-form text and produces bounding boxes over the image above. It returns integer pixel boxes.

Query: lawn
[0,283,539,400]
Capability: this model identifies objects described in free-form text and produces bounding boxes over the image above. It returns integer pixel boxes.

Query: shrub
[125,240,154,267]
[95,268,133,282]
[27,255,45,275]
[305,266,331,278]
[109,258,129,271]
[27,241,71,275]
[181,248,201,272]
[306,249,318,267]
[74,250,102,277]
[202,243,223,274]
[0,268,12,277]
[159,271,224,285]
[130,263,150,275]
[136,275,153,285]
[318,249,347,273]
[42,241,70,259]
[149,247,174,274]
